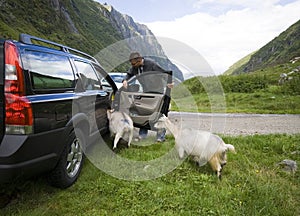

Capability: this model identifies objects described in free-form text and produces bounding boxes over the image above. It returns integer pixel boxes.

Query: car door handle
[134,95,142,100]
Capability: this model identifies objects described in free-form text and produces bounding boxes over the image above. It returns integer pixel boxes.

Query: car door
[114,71,172,129]
[73,60,117,135]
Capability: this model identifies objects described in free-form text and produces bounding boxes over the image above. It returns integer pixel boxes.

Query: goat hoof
[216,171,222,180]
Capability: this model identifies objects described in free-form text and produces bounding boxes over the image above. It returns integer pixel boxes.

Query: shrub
[281,73,300,95]
[220,74,268,93]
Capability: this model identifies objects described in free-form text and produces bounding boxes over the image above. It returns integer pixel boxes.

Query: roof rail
[19,33,99,63]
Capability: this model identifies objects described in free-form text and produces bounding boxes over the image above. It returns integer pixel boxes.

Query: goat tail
[225,144,236,153]
[123,124,132,133]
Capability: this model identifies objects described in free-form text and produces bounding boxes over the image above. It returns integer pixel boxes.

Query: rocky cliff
[101,4,184,81]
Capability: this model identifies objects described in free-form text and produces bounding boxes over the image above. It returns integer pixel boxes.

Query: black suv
[0,34,117,188]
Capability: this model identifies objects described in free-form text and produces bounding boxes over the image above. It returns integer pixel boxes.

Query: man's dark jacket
[124,58,165,81]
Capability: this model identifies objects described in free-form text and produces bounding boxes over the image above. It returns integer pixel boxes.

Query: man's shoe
[156,138,165,143]
[134,136,146,142]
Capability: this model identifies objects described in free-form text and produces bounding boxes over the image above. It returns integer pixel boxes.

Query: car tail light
[4,41,33,134]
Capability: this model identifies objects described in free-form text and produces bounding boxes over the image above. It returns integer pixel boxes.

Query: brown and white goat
[154,115,236,179]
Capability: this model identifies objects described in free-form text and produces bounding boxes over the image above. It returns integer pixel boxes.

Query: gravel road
[167,112,300,136]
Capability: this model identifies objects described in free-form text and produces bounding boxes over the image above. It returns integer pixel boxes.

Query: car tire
[47,128,85,188]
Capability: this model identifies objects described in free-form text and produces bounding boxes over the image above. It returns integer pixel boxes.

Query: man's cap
[129,52,142,60]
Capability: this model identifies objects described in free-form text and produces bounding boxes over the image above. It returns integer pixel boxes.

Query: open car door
[113,71,172,130]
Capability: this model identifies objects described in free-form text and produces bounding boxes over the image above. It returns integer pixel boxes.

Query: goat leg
[113,133,122,150]
[127,130,133,148]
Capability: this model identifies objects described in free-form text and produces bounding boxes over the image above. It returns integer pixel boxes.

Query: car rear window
[26,50,75,90]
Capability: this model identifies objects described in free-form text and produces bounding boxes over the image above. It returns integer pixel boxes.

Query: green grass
[171,91,300,114]
[225,92,300,114]
[171,61,300,114]
[1,134,300,215]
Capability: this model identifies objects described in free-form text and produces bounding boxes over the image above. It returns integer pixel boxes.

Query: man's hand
[167,82,174,89]
[122,80,128,88]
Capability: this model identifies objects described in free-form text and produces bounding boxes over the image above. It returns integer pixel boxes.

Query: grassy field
[171,62,300,114]
[171,92,300,114]
[1,134,299,215]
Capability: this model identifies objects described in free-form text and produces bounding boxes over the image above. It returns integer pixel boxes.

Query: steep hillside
[223,52,254,75]
[231,19,300,75]
[0,0,121,54]
[0,0,183,80]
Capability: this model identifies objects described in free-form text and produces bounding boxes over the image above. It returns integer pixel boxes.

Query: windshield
[111,74,125,83]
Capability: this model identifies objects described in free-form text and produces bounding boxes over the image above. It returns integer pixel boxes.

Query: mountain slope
[0,0,183,80]
[101,4,184,81]
[230,19,300,75]
[0,0,121,54]
[223,52,255,75]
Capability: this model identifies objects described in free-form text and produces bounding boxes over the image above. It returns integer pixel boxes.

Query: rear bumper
[0,130,64,183]
[0,153,57,183]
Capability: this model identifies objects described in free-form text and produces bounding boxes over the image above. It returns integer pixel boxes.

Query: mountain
[100,4,184,81]
[0,0,183,81]
[223,52,255,75]
[229,19,300,75]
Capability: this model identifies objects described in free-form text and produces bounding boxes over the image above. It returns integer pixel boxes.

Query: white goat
[107,110,134,150]
[154,115,236,179]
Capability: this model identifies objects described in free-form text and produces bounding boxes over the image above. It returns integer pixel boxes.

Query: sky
[99,0,300,76]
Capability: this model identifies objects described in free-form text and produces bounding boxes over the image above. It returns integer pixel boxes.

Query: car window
[127,71,169,94]
[110,74,125,83]
[100,77,111,90]
[26,50,75,90]
[74,61,101,91]
[101,73,125,90]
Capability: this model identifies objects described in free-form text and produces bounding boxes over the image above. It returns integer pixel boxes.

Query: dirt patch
[168,112,300,136]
